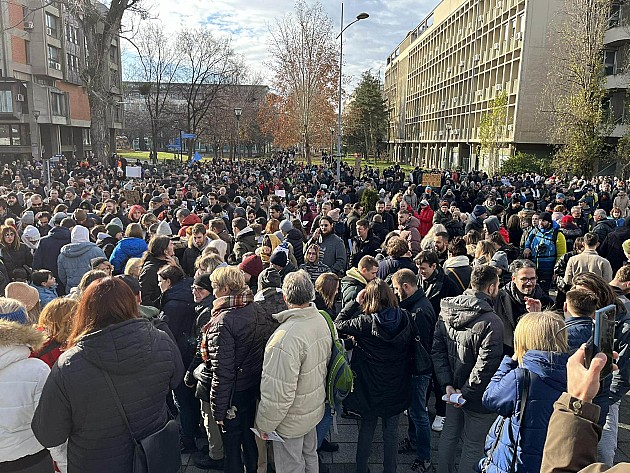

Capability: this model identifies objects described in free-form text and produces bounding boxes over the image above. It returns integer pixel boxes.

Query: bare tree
[128,22,181,163]
[268,0,339,164]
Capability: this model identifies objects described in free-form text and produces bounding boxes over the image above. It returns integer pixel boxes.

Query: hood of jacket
[522,350,569,393]
[345,267,367,285]
[60,241,99,258]
[237,226,256,243]
[181,213,202,227]
[76,318,165,375]
[48,225,71,241]
[372,307,410,341]
[443,255,470,269]
[0,320,46,370]
[596,218,617,230]
[441,289,495,329]
[162,277,194,305]
[118,236,148,252]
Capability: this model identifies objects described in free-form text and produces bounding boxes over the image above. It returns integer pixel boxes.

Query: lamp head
[356,12,369,20]
[234,107,242,117]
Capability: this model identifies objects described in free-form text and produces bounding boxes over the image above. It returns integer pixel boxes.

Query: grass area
[300,155,415,173]
[115,150,209,162]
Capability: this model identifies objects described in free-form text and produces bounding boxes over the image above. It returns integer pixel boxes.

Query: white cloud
[123,0,436,91]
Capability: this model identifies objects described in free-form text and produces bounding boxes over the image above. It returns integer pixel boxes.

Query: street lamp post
[336,4,369,181]
[445,123,452,169]
[32,110,50,185]
[234,107,242,164]
[330,127,334,160]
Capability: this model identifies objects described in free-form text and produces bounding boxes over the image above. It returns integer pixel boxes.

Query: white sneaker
[431,415,445,432]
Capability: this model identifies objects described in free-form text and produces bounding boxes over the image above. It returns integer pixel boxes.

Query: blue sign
[181,133,196,139]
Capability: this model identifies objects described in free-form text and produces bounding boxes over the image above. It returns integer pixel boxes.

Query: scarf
[211,287,254,318]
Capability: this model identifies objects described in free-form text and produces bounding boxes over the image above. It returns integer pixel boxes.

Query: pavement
[181,393,630,472]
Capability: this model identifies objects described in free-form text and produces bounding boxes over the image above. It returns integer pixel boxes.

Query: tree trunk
[88,92,109,164]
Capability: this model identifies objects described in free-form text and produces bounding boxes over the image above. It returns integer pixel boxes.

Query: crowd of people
[0,154,629,473]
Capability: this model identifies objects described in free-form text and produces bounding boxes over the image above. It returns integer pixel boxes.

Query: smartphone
[591,304,616,379]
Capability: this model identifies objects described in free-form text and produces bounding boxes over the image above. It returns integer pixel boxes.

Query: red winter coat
[418,207,434,237]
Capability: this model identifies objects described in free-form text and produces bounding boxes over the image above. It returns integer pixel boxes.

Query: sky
[122,0,437,92]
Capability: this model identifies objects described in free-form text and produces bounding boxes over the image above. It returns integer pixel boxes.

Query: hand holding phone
[588,304,616,380]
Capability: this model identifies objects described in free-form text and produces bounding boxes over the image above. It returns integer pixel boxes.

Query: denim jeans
[437,404,495,473]
[316,402,342,449]
[598,399,621,466]
[356,414,400,473]
[407,374,431,461]
[173,382,201,444]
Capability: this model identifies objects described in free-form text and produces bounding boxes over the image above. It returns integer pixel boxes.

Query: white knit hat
[71,225,90,243]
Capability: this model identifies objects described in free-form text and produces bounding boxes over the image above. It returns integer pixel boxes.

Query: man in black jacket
[349,219,381,268]
[495,259,554,356]
[432,265,504,473]
[392,269,436,472]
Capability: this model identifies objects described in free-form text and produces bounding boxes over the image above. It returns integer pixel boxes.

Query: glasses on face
[191,285,206,292]
[519,277,537,284]
[307,251,318,256]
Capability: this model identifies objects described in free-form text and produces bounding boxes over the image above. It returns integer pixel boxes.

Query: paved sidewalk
[182,394,630,472]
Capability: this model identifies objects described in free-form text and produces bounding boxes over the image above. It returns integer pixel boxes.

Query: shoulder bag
[406,311,433,375]
[100,368,181,473]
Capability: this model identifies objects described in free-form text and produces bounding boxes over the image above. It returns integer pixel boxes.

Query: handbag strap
[447,267,466,292]
[509,369,530,473]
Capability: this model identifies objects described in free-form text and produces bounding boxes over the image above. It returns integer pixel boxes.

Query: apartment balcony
[606,71,630,90]
[605,26,630,47]
[609,123,627,138]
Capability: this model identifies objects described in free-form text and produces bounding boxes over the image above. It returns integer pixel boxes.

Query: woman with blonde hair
[479,311,569,473]
[194,253,224,277]
[124,257,142,278]
[32,298,77,368]
[473,240,496,266]
[420,223,447,251]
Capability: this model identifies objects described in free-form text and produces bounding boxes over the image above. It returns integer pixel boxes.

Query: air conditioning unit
[46,27,53,36]
[507,124,514,131]
[23,21,33,30]
[53,62,61,70]
[515,32,523,40]
[477,90,483,96]
[496,84,503,90]
[478,15,484,22]
[496,1,503,8]
[459,61,465,67]
[447,67,452,73]
[15,94,24,102]
[494,43,500,50]
[452,129,459,135]
[473,54,480,61]
[441,101,447,108]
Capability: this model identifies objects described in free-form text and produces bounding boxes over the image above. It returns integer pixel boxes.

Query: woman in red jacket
[418,200,434,238]
[32,298,77,368]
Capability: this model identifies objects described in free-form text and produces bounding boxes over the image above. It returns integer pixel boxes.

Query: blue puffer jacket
[109,237,148,274]
[478,351,569,473]
[57,242,106,289]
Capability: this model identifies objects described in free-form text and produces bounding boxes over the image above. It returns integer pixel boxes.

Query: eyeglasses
[519,277,538,284]
[191,285,206,292]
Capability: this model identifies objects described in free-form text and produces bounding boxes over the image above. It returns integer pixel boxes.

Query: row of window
[0,89,65,116]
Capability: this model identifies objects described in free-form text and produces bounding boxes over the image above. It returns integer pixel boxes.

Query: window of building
[0,90,13,113]
[109,45,118,64]
[610,2,622,28]
[82,128,91,145]
[51,92,65,116]
[48,45,60,69]
[45,13,58,38]
[65,24,78,44]
[25,40,30,65]
[0,124,28,146]
[604,50,617,75]
[67,53,79,72]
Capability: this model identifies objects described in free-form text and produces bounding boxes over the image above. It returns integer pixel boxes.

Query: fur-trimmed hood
[0,320,45,349]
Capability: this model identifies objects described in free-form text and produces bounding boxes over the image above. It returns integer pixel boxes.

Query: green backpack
[319,310,355,414]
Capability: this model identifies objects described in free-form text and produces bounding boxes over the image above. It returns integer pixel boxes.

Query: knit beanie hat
[561,215,574,225]
[156,220,172,236]
[258,267,282,290]
[483,215,501,235]
[269,249,288,268]
[240,254,264,279]
[71,225,90,243]
[5,282,39,311]
[21,225,40,250]
[233,207,246,218]
[110,217,124,229]
[52,212,67,225]
[473,205,487,217]
[193,273,212,292]
[540,212,553,223]
[90,256,109,269]
[210,204,223,214]
[489,251,509,273]
[21,210,34,225]
[106,223,123,238]
[279,219,293,234]
[0,305,27,324]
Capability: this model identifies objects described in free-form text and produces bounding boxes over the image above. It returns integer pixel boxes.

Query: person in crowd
[254,267,287,322]
[540,346,629,472]
[156,264,197,453]
[307,216,347,276]
[554,236,585,310]
[473,240,498,267]
[299,243,331,284]
[139,235,177,308]
[30,269,58,308]
[398,208,422,255]
[465,205,487,234]
[0,223,32,279]
[418,200,434,238]
[341,255,379,306]
[591,209,616,244]
[195,266,274,473]
[32,297,77,368]
[0,298,65,473]
[108,222,148,275]
[231,217,257,263]
[377,237,417,280]
[96,222,122,258]
[239,254,264,293]
[495,259,554,355]
[349,219,381,268]
[57,225,106,291]
[391,269,436,473]
[565,232,613,284]
[598,218,630,275]
[367,200,396,234]
[335,278,413,473]
[479,311,569,473]
[21,224,41,253]
[442,236,472,293]
[181,223,211,277]
[523,211,566,292]
[256,270,331,473]
[33,212,71,294]
[124,257,143,279]
[560,215,583,252]
[314,272,340,319]
[416,250,460,316]
[432,265,504,473]
[506,214,523,248]
[32,277,184,473]
[90,256,114,276]
[270,248,297,281]
[278,219,305,266]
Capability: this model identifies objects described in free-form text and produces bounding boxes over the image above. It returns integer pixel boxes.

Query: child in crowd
[31,269,59,308]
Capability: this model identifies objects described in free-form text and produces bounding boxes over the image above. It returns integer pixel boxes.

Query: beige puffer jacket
[255,303,332,438]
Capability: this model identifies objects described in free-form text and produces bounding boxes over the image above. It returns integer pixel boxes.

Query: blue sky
[122,0,437,92]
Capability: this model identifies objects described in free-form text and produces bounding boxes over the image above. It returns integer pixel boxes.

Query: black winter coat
[399,287,436,355]
[285,228,305,266]
[140,254,167,308]
[32,318,184,473]
[160,278,196,367]
[1,244,33,277]
[198,300,276,421]
[599,224,630,275]
[33,226,71,290]
[349,232,381,268]
[97,236,118,259]
[432,290,504,413]
[335,301,413,417]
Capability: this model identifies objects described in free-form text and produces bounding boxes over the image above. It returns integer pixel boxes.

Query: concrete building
[0,0,122,163]
[384,0,565,171]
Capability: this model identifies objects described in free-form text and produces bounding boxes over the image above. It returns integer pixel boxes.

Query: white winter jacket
[255,303,332,438]
[0,320,49,462]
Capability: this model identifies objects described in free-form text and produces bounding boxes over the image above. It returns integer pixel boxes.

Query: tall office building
[0,0,122,163]
[384,0,566,171]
